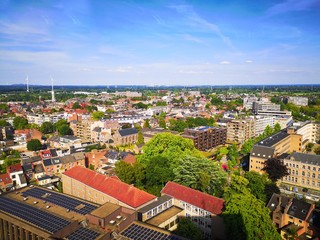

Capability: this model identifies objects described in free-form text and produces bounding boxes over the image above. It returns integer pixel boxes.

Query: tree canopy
[138,132,201,169]
[91,111,105,120]
[173,155,227,197]
[13,116,28,130]
[27,139,42,151]
[40,122,54,134]
[262,158,289,182]
[174,217,204,240]
[0,120,10,127]
[223,175,281,240]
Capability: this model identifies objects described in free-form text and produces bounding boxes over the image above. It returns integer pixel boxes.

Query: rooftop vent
[109,220,116,225]
[33,201,38,204]
[66,209,70,212]
[23,197,28,201]
[46,205,50,209]
[116,215,122,220]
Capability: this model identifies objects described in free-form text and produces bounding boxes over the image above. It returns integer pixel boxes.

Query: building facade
[227,118,255,144]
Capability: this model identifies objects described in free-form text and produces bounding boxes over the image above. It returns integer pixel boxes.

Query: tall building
[182,126,227,151]
[227,118,255,144]
[249,127,302,172]
[51,78,55,103]
[252,102,281,114]
[254,116,274,137]
[288,96,308,106]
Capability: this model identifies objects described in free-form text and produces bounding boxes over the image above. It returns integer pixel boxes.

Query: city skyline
[1,0,320,86]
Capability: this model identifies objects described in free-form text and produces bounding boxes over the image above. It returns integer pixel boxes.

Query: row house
[0,173,13,191]
[6,163,27,188]
[14,129,42,145]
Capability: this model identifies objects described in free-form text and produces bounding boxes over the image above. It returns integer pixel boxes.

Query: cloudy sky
[0,0,319,86]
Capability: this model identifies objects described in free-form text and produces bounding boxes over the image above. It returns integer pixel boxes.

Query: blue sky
[0,0,319,86]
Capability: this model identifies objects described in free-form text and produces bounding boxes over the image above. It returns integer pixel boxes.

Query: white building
[288,96,308,106]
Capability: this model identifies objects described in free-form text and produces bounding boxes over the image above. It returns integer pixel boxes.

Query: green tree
[40,122,54,134]
[72,102,82,109]
[227,144,239,168]
[169,119,187,132]
[13,116,28,130]
[57,125,73,136]
[115,161,135,184]
[240,139,254,155]
[156,101,167,106]
[223,175,281,240]
[145,156,174,195]
[305,142,314,153]
[174,217,204,240]
[273,122,281,133]
[0,120,10,127]
[173,155,227,197]
[27,139,42,151]
[54,119,68,130]
[143,119,151,129]
[244,171,279,203]
[91,111,105,120]
[138,133,200,169]
[158,117,166,129]
[262,158,289,182]
[264,125,273,136]
[137,130,144,145]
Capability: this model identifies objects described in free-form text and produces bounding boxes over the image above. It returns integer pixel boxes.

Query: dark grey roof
[34,164,45,173]
[92,127,101,132]
[267,193,291,212]
[22,163,32,172]
[60,155,76,164]
[50,149,58,157]
[290,152,320,165]
[308,209,320,229]
[257,130,289,147]
[21,156,42,165]
[61,135,79,141]
[138,195,173,213]
[287,198,312,221]
[118,128,138,137]
[43,157,61,166]
[251,145,275,159]
[49,135,60,142]
[71,152,85,161]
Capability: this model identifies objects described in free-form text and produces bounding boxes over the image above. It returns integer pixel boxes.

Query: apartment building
[252,102,281,114]
[227,118,255,144]
[70,119,92,142]
[288,96,308,106]
[281,152,320,192]
[161,181,225,240]
[294,121,320,150]
[249,128,302,172]
[62,166,156,210]
[182,126,227,151]
[254,116,274,137]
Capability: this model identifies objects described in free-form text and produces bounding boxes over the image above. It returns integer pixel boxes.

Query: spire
[26,75,29,92]
[51,77,55,103]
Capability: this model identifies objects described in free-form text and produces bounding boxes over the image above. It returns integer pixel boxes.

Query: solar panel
[66,227,100,240]
[0,197,70,233]
[121,224,183,240]
[22,187,98,215]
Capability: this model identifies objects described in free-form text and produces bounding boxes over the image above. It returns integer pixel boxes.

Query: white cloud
[220,61,231,65]
[245,60,253,63]
[267,0,319,16]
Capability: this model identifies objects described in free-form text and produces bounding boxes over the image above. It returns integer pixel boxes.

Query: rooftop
[63,166,156,208]
[288,152,320,165]
[146,206,184,226]
[161,181,224,215]
[256,130,289,147]
[138,195,173,213]
[118,128,138,137]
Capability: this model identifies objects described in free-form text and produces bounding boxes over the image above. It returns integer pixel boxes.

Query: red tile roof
[0,173,13,185]
[122,154,136,165]
[7,163,23,173]
[63,166,156,208]
[161,181,225,215]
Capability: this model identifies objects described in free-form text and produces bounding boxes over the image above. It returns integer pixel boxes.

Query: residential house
[6,163,27,188]
[0,173,13,191]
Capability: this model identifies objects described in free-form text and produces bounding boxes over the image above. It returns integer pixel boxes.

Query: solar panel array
[21,187,97,215]
[0,197,70,233]
[121,224,182,240]
[66,227,101,240]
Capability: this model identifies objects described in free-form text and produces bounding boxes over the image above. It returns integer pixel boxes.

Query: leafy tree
[244,171,280,203]
[0,120,10,127]
[72,102,82,109]
[223,175,281,240]
[227,144,239,168]
[138,133,200,169]
[174,217,204,240]
[137,130,144,145]
[143,119,151,129]
[26,123,40,130]
[0,103,9,112]
[57,124,73,136]
[264,125,273,136]
[40,122,54,134]
[145,157,174,195]
[115,161,135,184]
[305,142,314,153]
[173,155,227,197]
[91,111,105,120]
[27,139,42,151]
[273,122,281,133]
[89,164,95,170]
[133,102,149,109]
[169,119,188,132]
[314,146,320,155]
[156,101,167,106]
[240,139,254,155]
[13,116,28,130]
[262,158,289,182]
[54,119,68,130]
[158,117,166,129]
